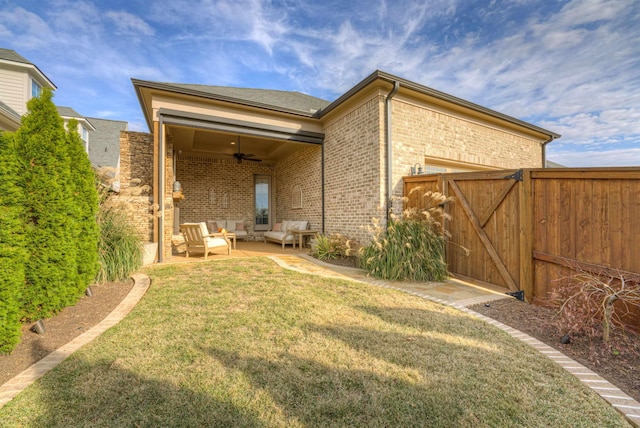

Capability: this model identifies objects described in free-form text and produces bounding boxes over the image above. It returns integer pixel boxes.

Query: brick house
[126,70,560,261]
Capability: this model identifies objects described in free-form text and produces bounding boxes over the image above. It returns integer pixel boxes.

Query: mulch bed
[0,280,133,385]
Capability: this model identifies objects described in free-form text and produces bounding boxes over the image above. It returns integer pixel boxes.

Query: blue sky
[1,0,638,166]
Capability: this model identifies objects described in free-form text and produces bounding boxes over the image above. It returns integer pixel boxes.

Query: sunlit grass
[0,258,630,427]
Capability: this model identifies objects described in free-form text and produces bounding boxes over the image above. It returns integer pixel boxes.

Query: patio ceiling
[168,124,313,162]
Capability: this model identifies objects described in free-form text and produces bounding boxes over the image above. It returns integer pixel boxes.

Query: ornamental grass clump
[95,183,143,283]
[311,233,358,261]
[359,190,452,281]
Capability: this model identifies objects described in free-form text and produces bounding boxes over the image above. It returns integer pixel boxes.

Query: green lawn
[0,258,630,427]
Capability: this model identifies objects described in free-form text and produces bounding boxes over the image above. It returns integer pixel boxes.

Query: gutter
[385,81,400,225]
[542,135,556,168]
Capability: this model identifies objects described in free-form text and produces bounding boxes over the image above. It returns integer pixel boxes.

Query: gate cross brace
[478,178,517,228]
[448,179,519,292]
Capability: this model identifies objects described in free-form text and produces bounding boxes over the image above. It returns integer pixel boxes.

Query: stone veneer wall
[274,144,322,230]
[323,95,386,244]
[391,98,544,198]
[118,131,154,242]
[175,156,275,233]
[163,136,175,259]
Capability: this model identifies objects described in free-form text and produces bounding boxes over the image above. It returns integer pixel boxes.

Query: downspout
[541,135,555,168]
[158,114,165,262]
[385,81,400,225]
[321,138,325,234]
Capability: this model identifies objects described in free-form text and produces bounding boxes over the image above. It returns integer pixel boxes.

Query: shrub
[96,184,143,283]
[549,269,640,350]
[13,89,81,320]
[66,119,100,289]
[359,191,451,282]
[0,132,26,353]
[311,233,358,261]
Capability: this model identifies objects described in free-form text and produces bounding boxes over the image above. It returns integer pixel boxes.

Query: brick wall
[118,131,154,242]
[175,155,275,234]
[323,95,386,244]
[392,98,544,199]
[274,144,322,230]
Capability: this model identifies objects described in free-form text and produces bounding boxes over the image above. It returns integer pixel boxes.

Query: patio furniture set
[179,220,318,259]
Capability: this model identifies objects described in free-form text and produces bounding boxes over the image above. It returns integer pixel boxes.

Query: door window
[255,175,271,231]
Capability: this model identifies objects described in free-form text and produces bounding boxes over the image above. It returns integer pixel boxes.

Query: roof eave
[318,70,561,140]
[0,59,57,90]
[131,79,318,130]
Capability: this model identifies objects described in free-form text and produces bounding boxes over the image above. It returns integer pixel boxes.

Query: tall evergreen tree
[0,132,26,353]
[66,119,100,289]
[13,89,79,319]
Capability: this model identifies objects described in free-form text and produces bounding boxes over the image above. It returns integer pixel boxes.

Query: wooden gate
[404,170,525,293]
[404,167,640,307]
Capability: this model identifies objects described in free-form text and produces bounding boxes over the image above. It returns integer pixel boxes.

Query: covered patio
[130,80,329,261]
[166,239,310,264]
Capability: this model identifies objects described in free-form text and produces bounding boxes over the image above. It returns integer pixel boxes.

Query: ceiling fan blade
[245,158,262,162]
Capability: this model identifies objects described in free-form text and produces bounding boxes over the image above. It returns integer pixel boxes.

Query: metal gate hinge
[504,169,523,181]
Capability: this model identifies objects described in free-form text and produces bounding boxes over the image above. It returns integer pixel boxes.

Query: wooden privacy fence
[403,168,640,308]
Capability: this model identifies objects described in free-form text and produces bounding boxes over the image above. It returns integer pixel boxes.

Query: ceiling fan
[228,137,261,163]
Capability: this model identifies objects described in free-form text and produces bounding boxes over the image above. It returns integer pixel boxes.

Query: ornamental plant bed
[0,280,133,385]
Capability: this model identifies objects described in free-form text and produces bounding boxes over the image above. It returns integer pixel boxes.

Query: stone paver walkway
[270,254,640,427]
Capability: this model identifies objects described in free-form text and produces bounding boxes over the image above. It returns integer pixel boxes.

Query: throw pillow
[273,223,282,232]
[207,221,218,233]
[236,222,244,231]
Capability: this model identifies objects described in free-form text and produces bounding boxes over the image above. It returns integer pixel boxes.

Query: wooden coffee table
[292,230,319,249]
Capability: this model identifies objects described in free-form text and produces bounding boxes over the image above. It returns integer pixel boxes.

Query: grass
[0,258,631,427]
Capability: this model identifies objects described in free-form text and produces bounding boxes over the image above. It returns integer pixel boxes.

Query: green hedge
[66,119,100,290]
[0,132,26,353]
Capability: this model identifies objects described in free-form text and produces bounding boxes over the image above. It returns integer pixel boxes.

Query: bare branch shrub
[549,268,640,352]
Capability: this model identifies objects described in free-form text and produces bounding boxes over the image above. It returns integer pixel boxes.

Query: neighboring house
[57,109,129,187]
[1,48,126,180]
[56,106,96,153]
[87,117,128,188]
[126,70,560,261]
[0,48,56,131]
[545,160,565,168]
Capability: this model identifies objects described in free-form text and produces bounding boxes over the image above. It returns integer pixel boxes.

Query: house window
[292,184,302,209]
[31,79,42,98]
[254,175,271,231]
[81,125,89,153]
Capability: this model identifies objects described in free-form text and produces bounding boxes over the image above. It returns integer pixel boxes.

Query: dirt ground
[0,280,133,385]
[1,268,638,406]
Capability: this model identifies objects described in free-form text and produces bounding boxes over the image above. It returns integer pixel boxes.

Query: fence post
[519,169,534,302]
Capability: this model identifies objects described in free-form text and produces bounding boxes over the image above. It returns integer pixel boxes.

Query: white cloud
[0,7,54,49]
[105,11,155,38]
[2,0,637,165]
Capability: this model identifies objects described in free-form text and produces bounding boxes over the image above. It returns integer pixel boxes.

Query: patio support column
[152,121,159,256]
[158,114,165,262]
